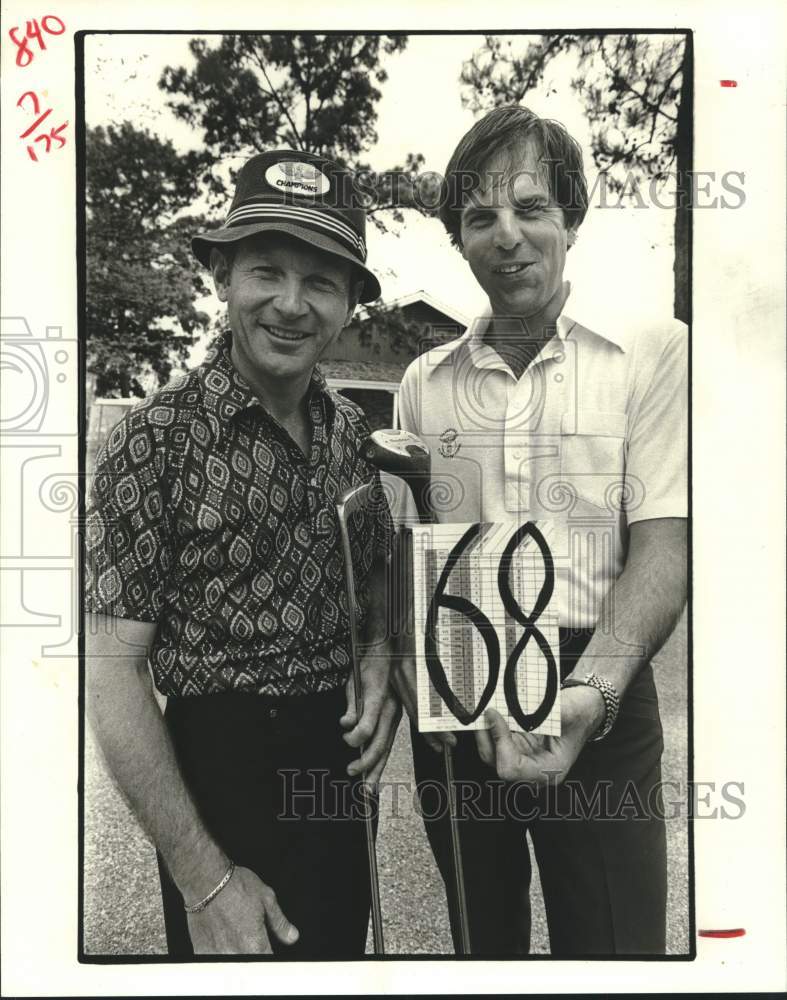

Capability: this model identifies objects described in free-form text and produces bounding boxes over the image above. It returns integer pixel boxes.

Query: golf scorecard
[408,519,561,737]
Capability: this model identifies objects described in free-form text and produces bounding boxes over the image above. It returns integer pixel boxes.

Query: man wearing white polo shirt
[393,106,687,955]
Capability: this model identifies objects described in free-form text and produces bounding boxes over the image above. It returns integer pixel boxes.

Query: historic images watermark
[277,771,744,823]
[312,164,746,214]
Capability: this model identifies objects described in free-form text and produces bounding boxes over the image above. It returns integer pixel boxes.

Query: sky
[84,32,678,344]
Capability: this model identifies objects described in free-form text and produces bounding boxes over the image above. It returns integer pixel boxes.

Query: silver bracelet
[183,860,236,914]
[561,672,620,741]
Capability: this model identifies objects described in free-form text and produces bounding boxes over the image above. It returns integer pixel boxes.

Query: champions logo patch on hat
[265,160,331,196]
[191,148,381,302]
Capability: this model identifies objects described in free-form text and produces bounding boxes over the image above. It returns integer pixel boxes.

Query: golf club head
[362,429,433,523]
[361,429,431,476]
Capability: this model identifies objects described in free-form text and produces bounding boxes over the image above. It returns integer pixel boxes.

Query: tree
[461,33,692,322]
[159,34,428,226]
[86,123,212,396]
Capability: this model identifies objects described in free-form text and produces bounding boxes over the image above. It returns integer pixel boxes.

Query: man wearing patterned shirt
[85,150,397,957]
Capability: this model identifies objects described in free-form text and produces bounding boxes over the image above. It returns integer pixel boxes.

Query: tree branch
[245,46,305,149]
[647,60,683,143]
[303,40,313,139]
[598,40,678,124]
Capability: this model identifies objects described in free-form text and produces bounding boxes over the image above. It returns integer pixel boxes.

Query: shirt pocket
[559,411,628,511]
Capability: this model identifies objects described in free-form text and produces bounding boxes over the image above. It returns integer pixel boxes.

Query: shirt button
[553,351,564,362]
[512,450,522,460]
[269,708,278,718]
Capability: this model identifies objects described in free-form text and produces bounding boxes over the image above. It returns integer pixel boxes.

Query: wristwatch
[561,672,620,742]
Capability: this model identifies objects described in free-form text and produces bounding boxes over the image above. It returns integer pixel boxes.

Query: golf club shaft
[337,484,385,955]
[400,476,473,954]
[444,743,471,955]
[404,474,432,526]
[399,511,471,951]
[361,430,472,955]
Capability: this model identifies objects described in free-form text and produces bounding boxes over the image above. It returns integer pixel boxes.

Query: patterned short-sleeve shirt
[85,330,393,698]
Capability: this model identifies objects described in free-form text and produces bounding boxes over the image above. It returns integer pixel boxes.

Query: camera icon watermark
[1,316,77,436]
[1,316,79,656]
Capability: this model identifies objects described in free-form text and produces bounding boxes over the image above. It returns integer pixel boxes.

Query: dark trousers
[411,628,667,956]
[157,686,372,958]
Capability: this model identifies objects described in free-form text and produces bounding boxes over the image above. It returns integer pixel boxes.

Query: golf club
[336,482,385,955]
[362,429,432,522]
[361,428,472,956]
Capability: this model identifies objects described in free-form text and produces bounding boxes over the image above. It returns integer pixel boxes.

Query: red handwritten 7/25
[17,90,68,161]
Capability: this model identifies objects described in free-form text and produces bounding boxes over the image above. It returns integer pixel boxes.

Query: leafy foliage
[461,34,685,193]
[158,34,428,222]
[86,123,211,396]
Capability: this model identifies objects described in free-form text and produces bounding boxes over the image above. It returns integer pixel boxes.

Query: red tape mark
[720,80,738,87]
[698,928,746,938]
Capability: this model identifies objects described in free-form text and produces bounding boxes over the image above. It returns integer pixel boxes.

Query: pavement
[83,616,688,956]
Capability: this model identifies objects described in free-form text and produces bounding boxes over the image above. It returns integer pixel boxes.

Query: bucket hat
[192,149,381,302]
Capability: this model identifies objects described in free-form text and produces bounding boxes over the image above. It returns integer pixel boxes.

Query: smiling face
[212,232,360,398]
[459,139,575,324]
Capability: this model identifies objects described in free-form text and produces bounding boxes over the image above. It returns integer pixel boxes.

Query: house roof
[359,289,469,328]
[319,359,408,384]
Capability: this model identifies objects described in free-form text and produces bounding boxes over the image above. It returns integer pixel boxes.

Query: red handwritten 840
[8,15,65,68]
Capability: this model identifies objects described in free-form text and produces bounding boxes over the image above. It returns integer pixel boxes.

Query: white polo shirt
[394,312,687,629]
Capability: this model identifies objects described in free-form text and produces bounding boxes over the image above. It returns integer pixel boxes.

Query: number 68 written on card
[413,520,559,734]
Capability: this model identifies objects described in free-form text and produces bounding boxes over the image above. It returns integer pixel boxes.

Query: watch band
[561,672,620,741]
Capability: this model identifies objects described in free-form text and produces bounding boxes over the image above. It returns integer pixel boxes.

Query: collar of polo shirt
[422,309,629,381]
